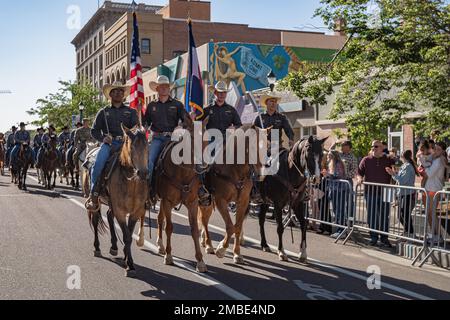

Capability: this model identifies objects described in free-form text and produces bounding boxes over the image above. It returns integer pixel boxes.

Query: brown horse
[0,138,5,176]
[41,135,59,190]
[10,143,33,191]
[154,116,209,273]
[88,125,148,277]
[198,124,269,264]
[58,139,71,185]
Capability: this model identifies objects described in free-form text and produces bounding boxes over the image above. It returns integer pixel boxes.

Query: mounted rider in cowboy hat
[10,122,32,167]
[196,81,242,205]
[33,127,45,166]
[5,126,17,167]
[36,125,58,169]
[86,81,139,211]
[65,121,83,167]
[144,75,189,200]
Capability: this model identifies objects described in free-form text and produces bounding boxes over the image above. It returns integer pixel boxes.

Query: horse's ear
[320,136,329,145]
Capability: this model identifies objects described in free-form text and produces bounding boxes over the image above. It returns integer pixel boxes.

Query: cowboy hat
[149,75,173,92]
[19,122,26,127]
[102,81,131,100]
[11,126,17,130]
[209,81,231,93]
[260,92,282,108]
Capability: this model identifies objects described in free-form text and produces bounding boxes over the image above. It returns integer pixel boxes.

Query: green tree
[280,0,450,157]
[27,80,107,131]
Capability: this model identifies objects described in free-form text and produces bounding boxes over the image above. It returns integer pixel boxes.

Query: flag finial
[131,0,137,11]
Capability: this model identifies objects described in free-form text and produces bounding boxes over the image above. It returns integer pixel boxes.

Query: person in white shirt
[423,142,447,243]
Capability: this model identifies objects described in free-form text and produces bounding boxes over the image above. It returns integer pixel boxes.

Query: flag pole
[131,0,142,126]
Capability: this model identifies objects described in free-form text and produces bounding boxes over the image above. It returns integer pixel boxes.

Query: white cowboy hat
[209,81,231,93]
[149,75,174,92]
[102,82,131,100]
[260,92,282,108]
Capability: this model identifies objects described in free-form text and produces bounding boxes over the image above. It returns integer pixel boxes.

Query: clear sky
[0,0,328,133]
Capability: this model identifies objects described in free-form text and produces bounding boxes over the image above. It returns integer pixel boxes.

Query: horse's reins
[213,166,251,199]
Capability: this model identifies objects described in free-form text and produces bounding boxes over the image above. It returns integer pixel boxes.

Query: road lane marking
[168,209,434,301]
[26,176,250,301]
[26,175,433,300]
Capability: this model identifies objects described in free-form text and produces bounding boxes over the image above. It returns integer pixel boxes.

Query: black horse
[258,136,326,262]
[10,143,33,191]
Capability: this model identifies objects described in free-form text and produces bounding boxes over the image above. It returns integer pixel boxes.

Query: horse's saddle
[153,140,179,189]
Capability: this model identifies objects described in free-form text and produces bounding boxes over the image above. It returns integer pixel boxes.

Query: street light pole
[79,102,85,123]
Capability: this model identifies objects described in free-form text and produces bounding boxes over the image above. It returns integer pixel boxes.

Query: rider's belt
[152,131,172,137]
[112,136,124,141]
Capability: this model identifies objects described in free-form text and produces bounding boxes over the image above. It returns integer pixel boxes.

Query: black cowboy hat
[37,127,44,132]
[63,125,69,130]
[76,122,83,127]
[48,125,56,131]
[11,126,17,130]
[19,122,26,127]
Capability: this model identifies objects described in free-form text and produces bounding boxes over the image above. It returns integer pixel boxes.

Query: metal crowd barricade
[349,182,429,251]
[306,178,354,243]
[417,191,450,268]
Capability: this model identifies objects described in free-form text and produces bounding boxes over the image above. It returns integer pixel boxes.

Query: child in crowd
[416,141,433,188]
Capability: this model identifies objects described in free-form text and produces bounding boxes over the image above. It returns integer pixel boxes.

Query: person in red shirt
[358,140,396,247]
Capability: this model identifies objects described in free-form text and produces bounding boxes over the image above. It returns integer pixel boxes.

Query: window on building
[94,36,98,51]
[81,49,84,62]
[99,54,103,70]
[99,31,103,45]
[302,126,317,137]
[94,58,98,77]
[89,63,93,78]
[77,52,80,65]
[89,40,93,55]
[142,38,151,54]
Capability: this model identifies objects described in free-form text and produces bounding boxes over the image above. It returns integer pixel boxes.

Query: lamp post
[79,102,85,123]
[267,71,276,92]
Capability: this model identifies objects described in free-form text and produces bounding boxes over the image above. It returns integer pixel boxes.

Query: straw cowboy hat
[102,82,131,100]
[260,92,282,108]
[209,81,231,93]
[149,75,174,92]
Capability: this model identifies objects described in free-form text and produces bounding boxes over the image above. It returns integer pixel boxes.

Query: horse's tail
[88,209,108,235]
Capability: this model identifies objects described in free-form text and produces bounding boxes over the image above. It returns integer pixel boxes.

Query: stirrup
[85,197,100,211]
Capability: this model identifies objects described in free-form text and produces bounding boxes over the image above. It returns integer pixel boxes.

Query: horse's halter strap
[213,166,251,198]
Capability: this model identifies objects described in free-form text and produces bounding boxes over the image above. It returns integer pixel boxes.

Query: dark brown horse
[154,116,209,273]
[258,136,326,262]
[88,125,148,277]
[65,142,80,189]
[58,139,71,185]
[10,143,33,191]
[41,135,59,190]
[198,125,269,264]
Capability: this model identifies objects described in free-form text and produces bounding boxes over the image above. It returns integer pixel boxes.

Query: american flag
[129,9,145,115]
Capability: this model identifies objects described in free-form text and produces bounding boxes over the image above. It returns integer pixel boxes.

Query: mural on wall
[209,42,337,94]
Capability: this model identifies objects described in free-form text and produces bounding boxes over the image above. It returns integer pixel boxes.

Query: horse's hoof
[158,247,166,255]
[299,254,308,263]
[262,246,271,253]
[136,238,145,248]
[196,261,208,273]
[215,247,227,259]
[233,255,245,265]
[164,254,174,266]
[278,251,288,262]
[94,250,102,257]
[109,249,118,257]
[205,246,215,255]
[125,269,137,278]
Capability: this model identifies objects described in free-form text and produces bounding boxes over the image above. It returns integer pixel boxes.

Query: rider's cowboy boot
[198,172,212,207]
[85,180,101,211]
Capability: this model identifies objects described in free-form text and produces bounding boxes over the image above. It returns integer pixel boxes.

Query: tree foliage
[27,80,107,131]
[280,0,450,157]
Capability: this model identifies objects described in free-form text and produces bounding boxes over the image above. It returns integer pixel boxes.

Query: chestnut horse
[41,135,59,190]
[88,125,148,277]
[154,115,209,273]
[198,125,269,264]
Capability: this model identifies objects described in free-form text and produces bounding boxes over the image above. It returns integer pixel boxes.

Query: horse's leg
[136,209,145,248]
[199,205,215,254]
[107,210,118,256]
[215,198,235,259]
[22,167,28,191]
[295,203,308,263]
[92,210,102,257]
[259,203,271,252]
[274,202,288,261]
[187,201,207,273]
[52,170,57,189]
[156,201,166,255]
[118,220,136,277]
[163,201,174,266]
[125,217,138,275]
[232,198,249,264]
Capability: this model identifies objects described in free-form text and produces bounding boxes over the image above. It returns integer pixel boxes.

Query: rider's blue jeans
[148,136,170,182]
[90,141,122,192]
